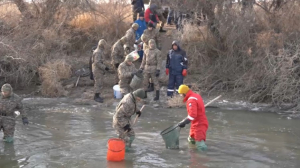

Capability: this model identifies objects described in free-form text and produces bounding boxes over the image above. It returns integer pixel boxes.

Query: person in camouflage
[0,84,28,143]
[139,39,162,100]
[92,39,110,103]
[113,89,145,151]
[143,22,161,50]
[118,55,138,95]
[141,34,150,51]
[111,36,128,84]
[125,23,139,55]
[149,0,167,32]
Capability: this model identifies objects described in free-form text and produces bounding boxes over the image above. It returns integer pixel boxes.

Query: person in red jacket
[177,84,208,151]
[145,4,160,27]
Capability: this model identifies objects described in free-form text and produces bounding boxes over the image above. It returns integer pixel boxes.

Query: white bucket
[113,85,123,99]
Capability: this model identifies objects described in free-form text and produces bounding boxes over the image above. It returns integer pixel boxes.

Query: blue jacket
[166,43,188,75]
[132,0,144,12]
[134,19,147,40]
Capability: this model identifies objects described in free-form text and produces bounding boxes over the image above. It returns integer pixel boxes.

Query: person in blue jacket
[134,12,147,61]
[165,41,188,97]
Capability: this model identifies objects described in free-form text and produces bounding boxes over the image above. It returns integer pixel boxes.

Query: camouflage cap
[1,83,13,92]
[98,39,107,48]
[149,39,156,49]
[125,55,134,62]
[141,34,149,43]
[132,23,139,30]
[133,89,146,99]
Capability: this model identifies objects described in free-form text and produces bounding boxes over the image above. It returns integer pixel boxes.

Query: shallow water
[0,98,300,168]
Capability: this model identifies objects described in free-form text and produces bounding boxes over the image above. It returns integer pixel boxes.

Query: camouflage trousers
[143,73,160,90]
[114,63,120,84]
[93,69,104,93]
[115,125,135,140]
[0,116,15,139]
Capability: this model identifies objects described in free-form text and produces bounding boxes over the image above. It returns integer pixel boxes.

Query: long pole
[204,95,222,107]
[132,105,146,125]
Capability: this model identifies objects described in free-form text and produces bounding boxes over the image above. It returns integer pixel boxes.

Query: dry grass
[38,60,72,97]
[177,2,300,109]
[167,95,185,108]
[0,1,130,94]
[0,3,21,28]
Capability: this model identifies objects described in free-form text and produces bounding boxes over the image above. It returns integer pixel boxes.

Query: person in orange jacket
[165,41,187,97]
[177,84,208,151]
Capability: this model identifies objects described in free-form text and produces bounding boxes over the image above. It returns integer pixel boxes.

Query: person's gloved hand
[138,69,143,74]
[105,67,109,71]
[131,72,136,77]
[178,118,190,128]
[22,117,29,125]
[123,124,131,132]
[136,110,141,117]
[165,68,169,75]
[156,70,160,77]
[182,69,187,77]
[125,47,130,53]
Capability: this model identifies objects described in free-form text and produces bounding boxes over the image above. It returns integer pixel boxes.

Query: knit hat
[125,54,134,62]
[133,89,146,99]
[139,12,144,17]
[148,22,155,28]
[178,85,190,94]
[1,83,13,92]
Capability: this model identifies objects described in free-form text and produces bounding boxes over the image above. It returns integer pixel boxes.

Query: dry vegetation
[1,0,300,110]
[176,0,300,109]
[38,60,71,97]
[0,0,130,96]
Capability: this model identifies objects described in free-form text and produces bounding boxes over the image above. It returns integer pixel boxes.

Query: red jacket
[145,8,159,23]
[183,90,209,141]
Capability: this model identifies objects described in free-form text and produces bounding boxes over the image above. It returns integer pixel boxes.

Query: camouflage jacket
[143,29,161,49]
[0,93,27,118]
[140,40,162,73]
[92,49,107,73]
[113,93,137,128]
[111,40,125,64]
[118,62,137,88]
[143,43,149,51]
[125,28,136,52]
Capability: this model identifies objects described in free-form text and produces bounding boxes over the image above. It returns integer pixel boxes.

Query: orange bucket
[107,138,126,162]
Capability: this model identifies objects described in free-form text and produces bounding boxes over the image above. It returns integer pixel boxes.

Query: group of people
[91,2,188,103]
[0,0,208,153]
[113,84,209,152]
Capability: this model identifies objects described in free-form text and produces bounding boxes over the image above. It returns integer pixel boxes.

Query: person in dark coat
[165,41,188,97]
[131,0,145,22]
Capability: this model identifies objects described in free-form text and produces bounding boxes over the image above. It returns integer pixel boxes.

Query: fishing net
[160,124,181,149]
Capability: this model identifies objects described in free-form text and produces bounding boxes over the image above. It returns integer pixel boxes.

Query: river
[0,98,299,168]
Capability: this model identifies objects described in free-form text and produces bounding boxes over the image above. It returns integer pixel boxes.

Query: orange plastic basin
[107,138,126,162]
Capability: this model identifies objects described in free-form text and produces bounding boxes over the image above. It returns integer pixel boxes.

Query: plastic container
[113,85,123,99]
[130,72,143,89]
[107,138,126,162]
[128,50,140,61]
[160,124,181,149]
